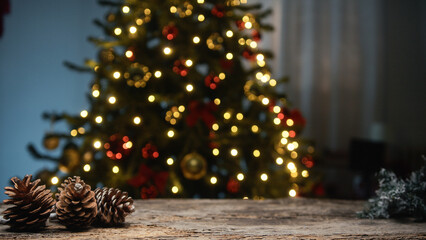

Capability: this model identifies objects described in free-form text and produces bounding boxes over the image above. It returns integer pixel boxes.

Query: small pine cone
[55,176,97,229]
[94,187,135,226]
[3,175,55,231]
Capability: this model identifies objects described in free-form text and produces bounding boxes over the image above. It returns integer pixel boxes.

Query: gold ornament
[59,143,80,173]
[180,152,207,180]
[43,134,60,150]
[206,33,224,51]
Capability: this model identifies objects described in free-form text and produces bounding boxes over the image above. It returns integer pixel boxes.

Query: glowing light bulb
[198,14,205,22]
[289,189,297,197]
[237,173,244,181]
[230,148,238,156]
[95,116,103,124]
[163,47,172,55]
[218,73,226,80]
[276,157,284,165]
[78,127,85,134]
[112,166,119,173]
[185,59,193,67]
[262,98,270,105]
[167,158,174,165]
[125,50,133,58]
[167,130,175,138]
[302,170,309,178]
[113,71,121,79]
[236,113,244,120]
[170,6,177,13]
[223,112,231,120]
[269,79,277,86]
[291,172,298,178]
[226,30,233,37]
[281,138,288,145]
[251,125,259,133]
[214,98,221,105]
[186,84,194,92]
[226,53,233,60]
[154,71,162,78]
[122,6,130,13]
[193,36,200,44]
[92,90,100,98]
[93,140,102,149]
[108,96,116,104]
[282,131,289,138]
[171,186,179,193]
[210,176,218,184]
[114,28,122,35]
[253,149,260,157]
[245,22,252,29]
[291,151,298,159]
[287,162,296,172]
[256,54,264,61]
[212,148,219,156]
[51,176,59,185]
[70,129,78,137]
[250,41,257,48]
[80,110,88,118]
[287,143,295,151]
[83,164,91,172]
[178,105,185,112]
[231,126,238,133]
[260,173,268,181]
[197,0,204,3]
[129,26,137,34]
[212,123,219,131]
[273,118,281,125]
[148,95,155,102]
[133,116,141,125]
[286,119,294,126]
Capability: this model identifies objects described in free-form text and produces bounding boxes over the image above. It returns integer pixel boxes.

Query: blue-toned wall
[0,1,105,200]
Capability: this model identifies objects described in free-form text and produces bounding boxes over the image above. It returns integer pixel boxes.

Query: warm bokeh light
[210,176,218,184]
[276,157,284,165]
[51,176,59,185]
[289,189,297,197]
[237,173,244,181]
[167,157,174,165]
[212,148,219,156]
[171,186,179,193]
[95,116,103,124]
[186,84,194,92]
[154,71,162,78]
[93,140,102,149]
[260,173,268,181]
[163,47,172,55]
[193,36,200,44]
[133,116,142,125]
[230,148,238,156]
[108,96,116,104]
[80,110,88,118]
[83,164,91,172]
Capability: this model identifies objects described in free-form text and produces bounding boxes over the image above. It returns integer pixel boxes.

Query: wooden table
[1,198,425,239]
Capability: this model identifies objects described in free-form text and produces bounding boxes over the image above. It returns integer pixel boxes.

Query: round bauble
[180,152,207,180]
[43,134,60,150]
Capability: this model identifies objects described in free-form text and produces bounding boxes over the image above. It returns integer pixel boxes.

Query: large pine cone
[94,187,135,226]
[55,176,97,229]
[3,175,55,231]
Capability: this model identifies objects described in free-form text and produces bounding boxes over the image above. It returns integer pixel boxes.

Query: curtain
[258,0,384,151]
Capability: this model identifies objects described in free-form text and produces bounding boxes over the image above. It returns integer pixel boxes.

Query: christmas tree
[29,0,315,199]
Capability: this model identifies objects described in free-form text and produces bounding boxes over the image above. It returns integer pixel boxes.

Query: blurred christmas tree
[29,0,316,199]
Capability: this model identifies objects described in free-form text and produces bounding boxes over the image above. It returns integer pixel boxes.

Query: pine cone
[55,176,97,229]
[3,175,55,231]
[94,187,135,226]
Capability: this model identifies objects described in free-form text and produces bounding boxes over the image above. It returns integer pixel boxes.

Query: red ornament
[242,48,256,61]
[141,185,158,199]
[211,5,225,18]
[302,155,314,168]
[226,179,240,193]
[173,59,188,77]
[104,134,132,160]
[204,74,221,90]
[235,20,245,30]
[162,24,178,40]
[127,164,169,199]
[290,109,306,127]
[186,101,217,129]
[252,30,261,42]
[141,143,159,159]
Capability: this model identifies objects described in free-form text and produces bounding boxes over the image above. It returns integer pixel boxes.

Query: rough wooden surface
[1,198,425,239]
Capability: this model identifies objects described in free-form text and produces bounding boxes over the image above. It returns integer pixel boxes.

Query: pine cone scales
[3,175,55,231]
[94,187,135,226]
[56,176,97,229]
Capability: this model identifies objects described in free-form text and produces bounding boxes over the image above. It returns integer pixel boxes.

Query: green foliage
[358,158,426,221]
